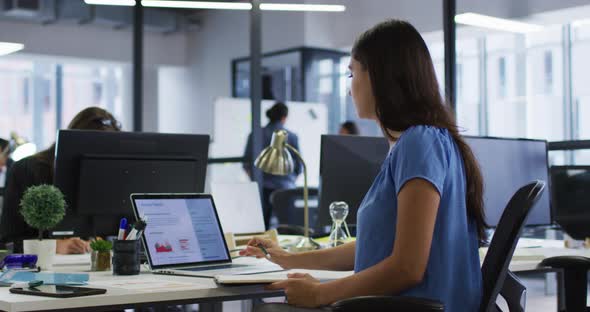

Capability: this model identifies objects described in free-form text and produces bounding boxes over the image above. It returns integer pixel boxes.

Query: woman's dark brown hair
[352,20,488,241]
[36,107,121,173]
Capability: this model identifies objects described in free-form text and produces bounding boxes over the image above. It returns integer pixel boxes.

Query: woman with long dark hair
[241,20,486,312]
[1,107,121,254]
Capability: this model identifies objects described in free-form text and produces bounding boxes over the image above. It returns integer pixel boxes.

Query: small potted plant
[20,185,66,270]
[90,240,112,271]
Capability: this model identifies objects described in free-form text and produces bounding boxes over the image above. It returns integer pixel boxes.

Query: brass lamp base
[289,236,321,252]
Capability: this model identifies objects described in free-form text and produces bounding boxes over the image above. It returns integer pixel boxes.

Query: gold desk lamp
[8,132,37,161]
[255,130,320,252]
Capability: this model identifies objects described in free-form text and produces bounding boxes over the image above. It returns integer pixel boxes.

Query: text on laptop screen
[135,198,229,266]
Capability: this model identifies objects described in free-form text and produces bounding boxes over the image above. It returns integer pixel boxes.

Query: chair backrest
[480,180,546,312]
[269,187,319,228]
[0,188,4,218]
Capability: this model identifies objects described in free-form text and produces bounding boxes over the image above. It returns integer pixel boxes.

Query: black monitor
[53,130,210,238]
[465,136,551,227]
[318,135,389,232]
[318,134,551,233]
[550,166,590,239]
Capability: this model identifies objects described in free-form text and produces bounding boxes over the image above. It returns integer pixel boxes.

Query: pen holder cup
[112,240,141,275]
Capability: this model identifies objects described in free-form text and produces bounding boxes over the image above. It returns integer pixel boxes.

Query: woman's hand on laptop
[239,237,294,269]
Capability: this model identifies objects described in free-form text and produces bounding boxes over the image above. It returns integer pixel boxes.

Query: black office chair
[331,180,546,312]
[0,187,4,217]
[543,166,590,311]
[269,188,319,236]
[540,256,590,312]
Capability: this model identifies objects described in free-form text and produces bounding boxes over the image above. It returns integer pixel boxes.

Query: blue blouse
[354,125,482,312]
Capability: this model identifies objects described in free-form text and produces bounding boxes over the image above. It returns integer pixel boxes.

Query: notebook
[214,270,354,285]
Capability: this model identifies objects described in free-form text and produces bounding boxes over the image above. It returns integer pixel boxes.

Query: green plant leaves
[19,184,66,232]
[90,239,113,252]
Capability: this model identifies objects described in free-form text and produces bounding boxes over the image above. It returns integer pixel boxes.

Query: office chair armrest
[500,271,526,312]
[330,295,444,312]
[541,256,590,271]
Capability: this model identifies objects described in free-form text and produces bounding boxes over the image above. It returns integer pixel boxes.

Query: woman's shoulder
[398,125,450,145]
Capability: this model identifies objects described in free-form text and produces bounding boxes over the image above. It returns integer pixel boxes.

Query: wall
[5,0,588,135]
[164,9,305,136]
[514,0,590,18]
[303,0,446,48]
[158,66,194,134]
[302,0,590,49]
[0,20,187,66]
[168,0,590,137]
[0,19,188,131]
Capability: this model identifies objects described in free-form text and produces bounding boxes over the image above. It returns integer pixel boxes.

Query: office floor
[499,274,590,311]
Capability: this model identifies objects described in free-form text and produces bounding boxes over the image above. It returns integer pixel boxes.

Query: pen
[117,218,128,240]
[126,219,147,240]
[135,229,144,240]
[257,244,271,260]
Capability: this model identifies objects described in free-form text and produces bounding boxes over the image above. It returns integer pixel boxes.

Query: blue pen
[117,218,128,240]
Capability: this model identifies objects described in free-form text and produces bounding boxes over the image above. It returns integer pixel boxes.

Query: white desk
[0,238,588,312]
[483,238,590,272]
[0,256,289,312]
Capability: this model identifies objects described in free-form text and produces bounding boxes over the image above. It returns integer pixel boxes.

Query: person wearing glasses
[241,20,486,312]
[0,107,122,254]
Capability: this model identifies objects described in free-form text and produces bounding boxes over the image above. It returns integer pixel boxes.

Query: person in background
[0,138,14,188]
[1,107,122,254]
[338,121,360,135]
[241,20,486,312]
[243,102,303,229]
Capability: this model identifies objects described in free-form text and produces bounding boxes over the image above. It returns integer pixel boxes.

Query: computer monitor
[465,136,551,227]
[53,130,210,237]
[318,134,551,232]
[318,135,390,232]
[550,166,590,239]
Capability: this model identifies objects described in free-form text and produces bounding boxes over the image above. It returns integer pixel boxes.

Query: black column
[250,0,263,187]
[133,0,143,132]
[443,0,457,111]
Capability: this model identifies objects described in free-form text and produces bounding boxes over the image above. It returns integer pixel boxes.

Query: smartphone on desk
[10,285,106,298]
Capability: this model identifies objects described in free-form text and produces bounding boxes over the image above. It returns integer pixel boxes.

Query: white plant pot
[23,239,56,271]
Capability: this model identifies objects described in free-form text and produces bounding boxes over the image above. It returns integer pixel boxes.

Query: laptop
[130,193,283,278]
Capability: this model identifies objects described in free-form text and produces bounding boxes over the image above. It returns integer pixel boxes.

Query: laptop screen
[133,196,230,268]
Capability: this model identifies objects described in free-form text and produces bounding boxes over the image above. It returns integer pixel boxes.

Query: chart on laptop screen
[135,198,229,266]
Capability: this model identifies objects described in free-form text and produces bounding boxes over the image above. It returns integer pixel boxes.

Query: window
[454,38,481,135]
[544,50,553,94]
[498,57,507,99]
[0,57,126,151]
[572,20,590,164]
[0,60,34,146]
